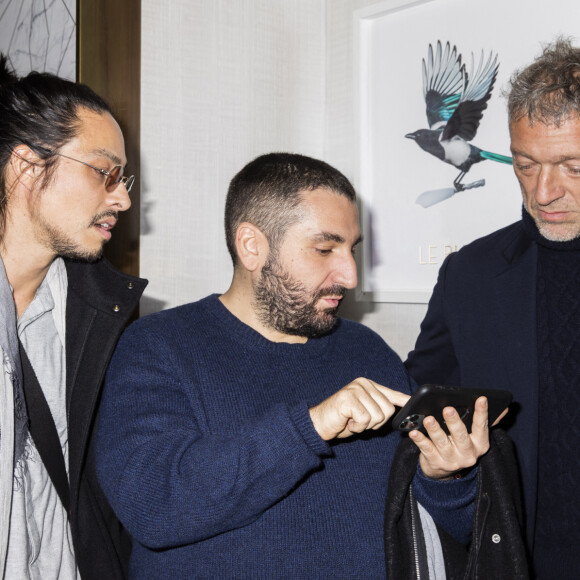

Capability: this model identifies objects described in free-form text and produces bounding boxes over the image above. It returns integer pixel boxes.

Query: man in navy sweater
[96,153,496,578]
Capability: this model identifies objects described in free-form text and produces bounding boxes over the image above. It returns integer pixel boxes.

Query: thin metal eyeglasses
[55,152,135,193]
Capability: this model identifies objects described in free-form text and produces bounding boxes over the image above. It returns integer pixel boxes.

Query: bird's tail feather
[481,150,512,164]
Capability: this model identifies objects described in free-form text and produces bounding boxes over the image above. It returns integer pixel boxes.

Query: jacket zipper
[409,486,422,580]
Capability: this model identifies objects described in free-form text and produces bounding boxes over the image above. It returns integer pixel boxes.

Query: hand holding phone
[395,384,512,480]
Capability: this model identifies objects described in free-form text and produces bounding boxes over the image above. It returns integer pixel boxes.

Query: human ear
[9,145,42,190]
[235,222,269,272]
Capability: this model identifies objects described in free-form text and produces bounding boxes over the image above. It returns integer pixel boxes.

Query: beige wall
[140,0,427,358]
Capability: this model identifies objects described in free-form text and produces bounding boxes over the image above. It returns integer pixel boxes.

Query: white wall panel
[141,0,326,314]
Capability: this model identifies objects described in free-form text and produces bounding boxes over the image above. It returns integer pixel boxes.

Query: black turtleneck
[521,209,580,579]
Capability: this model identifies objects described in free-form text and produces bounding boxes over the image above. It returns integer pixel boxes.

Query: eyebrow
[511,150,580,163]
[312,232,363,246]
[90,147,124,166]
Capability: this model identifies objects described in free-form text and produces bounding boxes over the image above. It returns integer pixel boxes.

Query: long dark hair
[0,54,113,234]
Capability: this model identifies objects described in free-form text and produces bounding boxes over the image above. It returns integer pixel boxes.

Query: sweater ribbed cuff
[414,462,478,505]
[288,403,333,458]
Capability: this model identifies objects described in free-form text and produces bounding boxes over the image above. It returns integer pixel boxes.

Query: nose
[107,182,132,212]
[332,252,358,290]
[535,165,565,206]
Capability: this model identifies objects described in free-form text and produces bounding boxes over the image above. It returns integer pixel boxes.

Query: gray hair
[507,37,580,125]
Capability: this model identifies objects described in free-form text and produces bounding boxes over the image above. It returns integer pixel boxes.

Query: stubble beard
[44,224,104,262]
[534,218,580,242]
[525,201,580,242]
[253,256,346,339]
[35,211,118,263]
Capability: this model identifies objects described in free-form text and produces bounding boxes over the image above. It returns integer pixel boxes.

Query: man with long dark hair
[0,55,146,578]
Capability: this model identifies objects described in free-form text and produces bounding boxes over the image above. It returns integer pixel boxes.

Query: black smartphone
[392,384,512,434]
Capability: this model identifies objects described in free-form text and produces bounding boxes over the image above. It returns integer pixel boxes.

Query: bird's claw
[454,178,486,192]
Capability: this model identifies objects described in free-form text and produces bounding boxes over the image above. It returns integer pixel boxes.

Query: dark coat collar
[65,258,147,317]
[64,258,147,502]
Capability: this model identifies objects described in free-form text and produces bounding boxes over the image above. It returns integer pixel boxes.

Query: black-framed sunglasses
[54,152,135,193]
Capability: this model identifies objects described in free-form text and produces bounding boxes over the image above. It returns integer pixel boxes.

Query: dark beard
[51,233,103,261]
[43,222,104,262]
[43,211,117,263]
[253,258,346,338]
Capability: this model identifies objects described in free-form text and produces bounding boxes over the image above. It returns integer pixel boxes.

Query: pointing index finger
[375,385,410,408]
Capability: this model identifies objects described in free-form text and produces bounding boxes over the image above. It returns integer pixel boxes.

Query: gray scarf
[0,257,28,463]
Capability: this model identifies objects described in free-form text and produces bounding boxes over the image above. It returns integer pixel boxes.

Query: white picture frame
[353,0,576,303]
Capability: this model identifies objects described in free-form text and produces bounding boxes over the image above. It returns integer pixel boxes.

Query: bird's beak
[405,133,416,140]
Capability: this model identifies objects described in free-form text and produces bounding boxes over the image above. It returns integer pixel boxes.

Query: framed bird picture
[353,0,580,303]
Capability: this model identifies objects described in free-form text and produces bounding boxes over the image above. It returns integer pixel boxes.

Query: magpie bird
[406,41,511,193]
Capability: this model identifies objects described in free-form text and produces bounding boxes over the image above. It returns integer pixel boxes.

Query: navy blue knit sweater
[96,295,474,579]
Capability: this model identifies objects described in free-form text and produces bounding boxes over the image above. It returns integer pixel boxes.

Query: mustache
[89,211,118,228]
[313,285,347,301]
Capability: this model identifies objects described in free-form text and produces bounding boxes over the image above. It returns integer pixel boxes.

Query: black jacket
[385,429,530,579]
[405,221,539,548]
[64,259,147,579]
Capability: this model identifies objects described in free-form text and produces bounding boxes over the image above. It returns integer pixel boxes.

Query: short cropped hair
[0,54,113,234]
[508,37,580,125]
[224,153,357,265]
